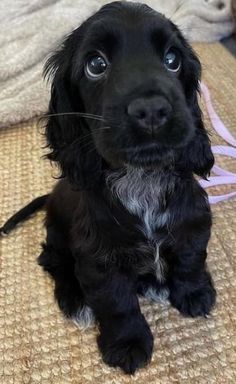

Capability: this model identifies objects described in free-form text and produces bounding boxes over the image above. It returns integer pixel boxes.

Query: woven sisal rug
[0,43,236,383]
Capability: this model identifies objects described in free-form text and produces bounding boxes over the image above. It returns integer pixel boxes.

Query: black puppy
[1,1,216,374]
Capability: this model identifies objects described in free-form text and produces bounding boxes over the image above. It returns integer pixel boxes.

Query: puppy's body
[35,1,216,374]
[41,163,213,325]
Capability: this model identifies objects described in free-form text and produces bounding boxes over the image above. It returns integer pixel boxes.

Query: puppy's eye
[85,54,108,79]
[164,48,181,73]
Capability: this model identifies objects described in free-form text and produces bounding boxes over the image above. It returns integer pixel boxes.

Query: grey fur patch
[107,166,174,239]
[143,286,170,303]
[107,167,175,282]
[72,305,95,329]
[154,244,166,282]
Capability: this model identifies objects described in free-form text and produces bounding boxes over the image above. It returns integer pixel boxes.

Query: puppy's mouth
[118,142,175,168]
[95,116,195,169]
[100,140,176,169]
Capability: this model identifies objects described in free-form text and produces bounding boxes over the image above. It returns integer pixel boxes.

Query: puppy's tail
[0,194,49,236]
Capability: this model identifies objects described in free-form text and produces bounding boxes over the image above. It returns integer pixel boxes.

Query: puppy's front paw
[169,273,216,317]
[98,316,153,374]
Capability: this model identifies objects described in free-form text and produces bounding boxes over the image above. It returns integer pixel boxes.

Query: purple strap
[199,82,236,204]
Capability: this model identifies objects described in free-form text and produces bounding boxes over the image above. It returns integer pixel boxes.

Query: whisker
[82,126,111,137]
[70,126,111,144]
[60,127,111,152]
[42,112,106,122]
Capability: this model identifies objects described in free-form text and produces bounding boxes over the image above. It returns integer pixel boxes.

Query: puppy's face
[45,1,213,186]
[77,3,197,167]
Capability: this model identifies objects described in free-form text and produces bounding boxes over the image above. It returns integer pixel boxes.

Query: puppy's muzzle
[127,96,172,135]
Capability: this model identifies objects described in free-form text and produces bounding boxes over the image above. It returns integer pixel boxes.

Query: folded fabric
[199,82,236,204]
[0,0,234,128]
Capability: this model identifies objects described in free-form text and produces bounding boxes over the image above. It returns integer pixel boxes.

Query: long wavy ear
[177,40,214,179]
[183,92,214,179]
[44,29,103,189]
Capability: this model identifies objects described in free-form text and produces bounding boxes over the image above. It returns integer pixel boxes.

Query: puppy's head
[45,1,214,188]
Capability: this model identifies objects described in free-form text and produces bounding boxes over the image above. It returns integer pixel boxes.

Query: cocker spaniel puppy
[1,1,216,374]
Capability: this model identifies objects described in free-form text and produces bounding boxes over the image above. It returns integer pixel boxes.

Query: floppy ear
[44,30,103,189]
[177,41,214,179]
[183,93,214,179]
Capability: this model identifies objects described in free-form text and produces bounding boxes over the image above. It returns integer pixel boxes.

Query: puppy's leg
[75,260,153,374]
[167,226,216,317]
[38,225,94,328]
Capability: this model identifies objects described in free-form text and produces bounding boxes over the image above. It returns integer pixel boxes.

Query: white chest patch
[107,167,172,239]
[107,167,175,281]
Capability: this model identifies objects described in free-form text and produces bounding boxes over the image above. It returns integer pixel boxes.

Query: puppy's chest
[107,167,173,240]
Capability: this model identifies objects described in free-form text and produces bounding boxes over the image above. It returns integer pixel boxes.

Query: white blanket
[0,0,234,128]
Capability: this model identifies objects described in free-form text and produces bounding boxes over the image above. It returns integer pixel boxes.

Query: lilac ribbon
[199,82,236,204]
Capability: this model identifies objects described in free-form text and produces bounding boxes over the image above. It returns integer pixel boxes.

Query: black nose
[127,96,172,134]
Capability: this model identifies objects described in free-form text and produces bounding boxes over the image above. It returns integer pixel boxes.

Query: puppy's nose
[127,96,172,134]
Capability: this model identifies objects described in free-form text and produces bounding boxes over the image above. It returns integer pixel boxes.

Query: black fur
[37,2,216,374]
[0,195,49,235]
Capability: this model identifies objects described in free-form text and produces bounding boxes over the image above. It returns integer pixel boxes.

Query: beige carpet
[0,43,236,383]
